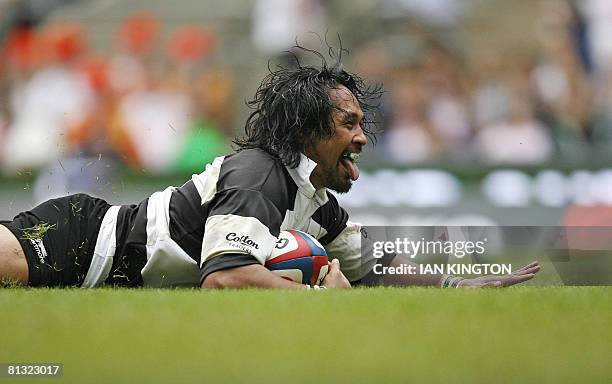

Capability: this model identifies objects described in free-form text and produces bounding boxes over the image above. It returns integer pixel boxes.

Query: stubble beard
[322,165,352,194]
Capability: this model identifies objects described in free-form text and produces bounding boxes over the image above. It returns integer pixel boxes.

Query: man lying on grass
[0,46,540,289]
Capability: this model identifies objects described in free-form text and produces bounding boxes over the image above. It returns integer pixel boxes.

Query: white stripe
[280,209,327,240]
[285,154,318,198]
[141,186,200,287]
[201,214,277,266]
[140,235,199,287]
[192,155,224,205]
[146,186,175,254]
[81,205,121,288]
[324,220,370,282]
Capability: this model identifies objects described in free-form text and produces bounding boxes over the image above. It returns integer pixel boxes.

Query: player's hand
[322,259,351,289]
[458,261,541,288]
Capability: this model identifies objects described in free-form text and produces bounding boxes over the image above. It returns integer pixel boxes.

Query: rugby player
[0,48,540,289]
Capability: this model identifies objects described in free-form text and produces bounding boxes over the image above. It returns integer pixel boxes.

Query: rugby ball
[265,230,329,286]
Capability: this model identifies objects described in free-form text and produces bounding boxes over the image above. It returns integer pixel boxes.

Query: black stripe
[217,149,297,212]
[199,253,260,284]
[207,149,298,237]
[108,200,148,286]
[208,188,285,237]
[116,200,148,247]
[168,180,207,263]
[314,192,348,245]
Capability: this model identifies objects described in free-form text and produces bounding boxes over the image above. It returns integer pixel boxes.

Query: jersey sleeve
[316,193,377,282]
[199,188,284,282]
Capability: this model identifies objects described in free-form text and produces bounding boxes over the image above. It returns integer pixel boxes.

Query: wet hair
[234,43,383,168]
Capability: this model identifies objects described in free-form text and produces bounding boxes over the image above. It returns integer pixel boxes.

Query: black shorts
[1,194,111,287]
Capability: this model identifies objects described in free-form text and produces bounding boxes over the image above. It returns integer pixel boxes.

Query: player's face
[307,85,367,193]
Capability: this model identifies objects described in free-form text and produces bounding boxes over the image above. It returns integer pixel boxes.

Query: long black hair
[234,43,383,168]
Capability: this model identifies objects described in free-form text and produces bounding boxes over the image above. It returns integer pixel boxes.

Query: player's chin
[328,176,352,194]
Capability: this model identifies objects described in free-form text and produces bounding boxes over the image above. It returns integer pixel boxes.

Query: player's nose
[354,125,367,147]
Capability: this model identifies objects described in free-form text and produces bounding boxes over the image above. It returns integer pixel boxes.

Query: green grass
[0,287,610,384]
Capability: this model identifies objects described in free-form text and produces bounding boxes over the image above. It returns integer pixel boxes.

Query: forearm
[201,264,308,289]
[373,256,541,288]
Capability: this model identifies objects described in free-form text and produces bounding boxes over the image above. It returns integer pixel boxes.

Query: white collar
[285,153,329,204]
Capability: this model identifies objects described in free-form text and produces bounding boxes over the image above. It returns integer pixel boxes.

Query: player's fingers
[514,261,539,273]
[513,265,541,276]
[502,273,535,286]
[329,258,340,272]
[513,262,536,273]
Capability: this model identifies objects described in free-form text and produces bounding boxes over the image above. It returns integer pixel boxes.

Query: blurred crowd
[369,0,612,165]
[1,0,612,183]
[0,8,233,179]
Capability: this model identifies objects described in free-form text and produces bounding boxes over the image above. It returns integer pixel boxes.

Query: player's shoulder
[218,148,289,192]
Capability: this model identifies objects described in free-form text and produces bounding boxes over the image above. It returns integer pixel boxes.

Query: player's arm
[202,263,306,289]
[373,255,540,287]
[199,183,351,289]
[197,173,295,289]
[325,215,541,287]
[201,257,350,289]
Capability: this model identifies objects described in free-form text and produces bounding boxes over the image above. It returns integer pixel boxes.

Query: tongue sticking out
[341,158,360,181]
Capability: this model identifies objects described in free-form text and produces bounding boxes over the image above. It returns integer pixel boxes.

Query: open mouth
[340,151,360,181]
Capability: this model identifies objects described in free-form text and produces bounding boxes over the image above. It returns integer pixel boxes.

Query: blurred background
[1,0,612,226]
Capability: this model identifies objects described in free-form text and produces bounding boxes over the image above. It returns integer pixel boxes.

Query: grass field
[1,287,610,384]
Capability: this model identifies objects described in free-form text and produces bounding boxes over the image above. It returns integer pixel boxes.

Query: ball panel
[310,255,329,286]
[265,230,329,285]
[267,230,325,264]
[269,269,303,284]
[290,229,327,256]
[266,257,313,284]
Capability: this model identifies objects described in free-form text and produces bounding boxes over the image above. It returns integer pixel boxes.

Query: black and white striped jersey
[89,148,374,287]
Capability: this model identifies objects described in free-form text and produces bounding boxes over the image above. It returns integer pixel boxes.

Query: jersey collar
[285,153,329,204]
